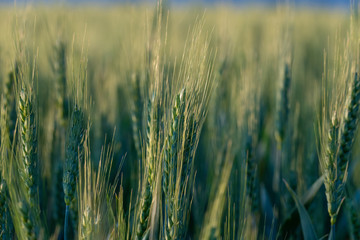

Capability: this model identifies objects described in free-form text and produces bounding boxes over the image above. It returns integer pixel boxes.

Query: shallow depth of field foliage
[1,1,360,239]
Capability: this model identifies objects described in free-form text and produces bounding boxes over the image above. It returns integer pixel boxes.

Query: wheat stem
[64,205,70,240]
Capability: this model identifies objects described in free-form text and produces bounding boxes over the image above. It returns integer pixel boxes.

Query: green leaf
[284,180,318,240]
[301,175,324,204]
[279,175,324,238]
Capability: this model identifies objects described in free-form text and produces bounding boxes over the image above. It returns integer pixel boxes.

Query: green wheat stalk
[337,72,360,180]
[322,72,360,237]
[163,90,186,240]
[136,94,159,239]
[18,87,38,212]
[63,107,85,240]
[323,114,341,227]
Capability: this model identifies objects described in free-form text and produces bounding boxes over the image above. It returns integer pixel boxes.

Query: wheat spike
[18,88,38,210]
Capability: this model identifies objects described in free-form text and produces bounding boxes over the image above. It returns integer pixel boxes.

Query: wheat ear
[136,95,159,239]
[337,72,360,180]
[19,88,38,211]
[63,108,85,240]
[163,90,186,240]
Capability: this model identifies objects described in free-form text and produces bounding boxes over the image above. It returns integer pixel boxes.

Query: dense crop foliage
[0,1,360,239]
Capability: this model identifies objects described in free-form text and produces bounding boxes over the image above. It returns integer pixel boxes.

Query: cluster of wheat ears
[1,0,360,240]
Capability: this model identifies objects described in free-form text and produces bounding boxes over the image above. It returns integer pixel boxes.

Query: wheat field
[0,1,359,239]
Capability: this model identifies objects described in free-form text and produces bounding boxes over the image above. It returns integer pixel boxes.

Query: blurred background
[0,0,352,8]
